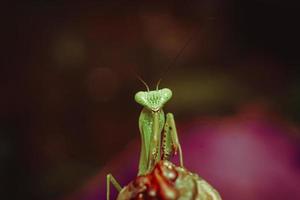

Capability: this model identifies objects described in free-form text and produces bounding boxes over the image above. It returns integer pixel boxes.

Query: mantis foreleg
[147,111,161,172]
[162,113,184,167]
[106,173,122,200]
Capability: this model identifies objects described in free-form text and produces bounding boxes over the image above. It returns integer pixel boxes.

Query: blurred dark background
[1,1,300,199]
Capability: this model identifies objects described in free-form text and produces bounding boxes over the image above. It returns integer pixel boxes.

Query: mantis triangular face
[135,88,172,112]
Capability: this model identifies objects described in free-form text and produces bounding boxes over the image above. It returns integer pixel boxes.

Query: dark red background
[1,1,300,199]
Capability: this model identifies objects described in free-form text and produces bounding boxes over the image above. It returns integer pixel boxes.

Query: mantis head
[135,88,172,112]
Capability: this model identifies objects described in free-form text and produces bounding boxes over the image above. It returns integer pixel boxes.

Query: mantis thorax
[134,88,172,112]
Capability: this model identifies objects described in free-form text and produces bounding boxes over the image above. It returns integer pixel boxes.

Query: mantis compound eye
[160,88,172,103]
[134,91,147,106]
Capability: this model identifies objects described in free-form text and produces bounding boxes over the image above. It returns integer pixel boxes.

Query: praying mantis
[106,82,222,200]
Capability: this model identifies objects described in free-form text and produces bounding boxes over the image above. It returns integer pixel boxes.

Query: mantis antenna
[130,66,150,91]
[156,0,195,90]
[156,28,195,90]
[156,79,162,90]
[135,72,150,92]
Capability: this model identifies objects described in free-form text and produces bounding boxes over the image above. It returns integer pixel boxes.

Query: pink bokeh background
[63,107,300,200]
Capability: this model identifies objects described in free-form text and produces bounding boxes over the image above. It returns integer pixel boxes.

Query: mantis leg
[147,111,161,172]
[106,173,122,200]
[162,113,184,167]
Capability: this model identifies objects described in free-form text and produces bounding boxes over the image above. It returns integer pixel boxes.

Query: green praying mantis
[106,80,222,200]
[106,80,184,199]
